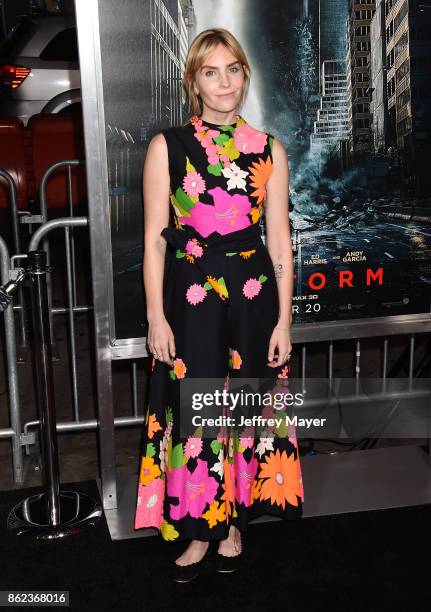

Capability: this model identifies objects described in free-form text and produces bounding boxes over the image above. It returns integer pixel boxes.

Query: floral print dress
[134,114,304,542]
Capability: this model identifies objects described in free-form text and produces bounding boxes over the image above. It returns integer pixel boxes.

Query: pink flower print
[205,143,222,165]
[243,278,262,299]
[167,459,219,520]
[240,426,255,448]
[134,477,164,529]
[179,186,251,237]
[186,283,207,305]
[184,436,203,458]
[287,423,299,449]
[234,452,258,506]
[182,172,206,197]
[195,128,220,147]
[185,239,203,258]
[220,154,230,164]
[234,123,268,155]
[172,358,187,379]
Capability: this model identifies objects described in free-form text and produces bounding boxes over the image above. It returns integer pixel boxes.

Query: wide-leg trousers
[134,222,304,542]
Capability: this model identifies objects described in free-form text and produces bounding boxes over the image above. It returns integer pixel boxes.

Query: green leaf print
[207,162,222,176]
[225,252,237,256]
[193,425,203,438]
[218,125,235,134]
[176,250,186,258]
[145,442,156,457]
[232,434,241,452]
[203,281,213,290]
[211,440,223,455]
[274,418,288,438]
[169,369,176,380]
[174,187,194,214]
[185,155,197,174]
[258,274,268,283]
[217,277,229,299]
[165,406,173,423]
[171,443,184,469]
[213,133,229,146]
[268,135,274,159]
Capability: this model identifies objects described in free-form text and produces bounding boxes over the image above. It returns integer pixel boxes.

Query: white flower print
[146,494,158,508]
[255,435,274,458]
[210,448,225,479]
[221,161,248,191]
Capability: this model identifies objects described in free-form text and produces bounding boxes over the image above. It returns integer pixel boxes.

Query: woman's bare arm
[143,132,170,322]
[265,137,293,329]
[142,132,176,364]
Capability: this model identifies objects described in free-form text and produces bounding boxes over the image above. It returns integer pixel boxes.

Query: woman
[134,28,304,583]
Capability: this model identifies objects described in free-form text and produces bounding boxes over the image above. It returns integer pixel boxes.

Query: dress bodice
[160,114,274,238]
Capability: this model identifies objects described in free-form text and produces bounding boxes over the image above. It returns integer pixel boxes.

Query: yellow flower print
[218,137,240,162]
[239,249,256,259]
[160,519,179,541]
[202,500,226,528]
[139,455,161,485]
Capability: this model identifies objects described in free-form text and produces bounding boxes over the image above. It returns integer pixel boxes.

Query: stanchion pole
[1,250,102,538]
[28,250,61,525]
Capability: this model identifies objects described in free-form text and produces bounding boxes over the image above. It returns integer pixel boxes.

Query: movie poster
[102,0,431,339]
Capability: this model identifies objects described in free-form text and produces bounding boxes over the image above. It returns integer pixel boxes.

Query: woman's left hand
[267,325,292,367]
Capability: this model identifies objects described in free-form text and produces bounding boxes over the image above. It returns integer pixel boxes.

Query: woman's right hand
[147,315,176,367]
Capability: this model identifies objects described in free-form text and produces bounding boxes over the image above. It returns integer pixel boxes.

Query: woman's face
[193,43,245,115]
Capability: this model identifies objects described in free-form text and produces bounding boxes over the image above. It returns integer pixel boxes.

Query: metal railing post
[0,235,24,483]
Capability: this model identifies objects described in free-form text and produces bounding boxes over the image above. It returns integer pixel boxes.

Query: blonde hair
[181,28,251,125]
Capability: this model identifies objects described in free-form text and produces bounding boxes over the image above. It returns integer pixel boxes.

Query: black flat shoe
[172,544,210,583]
[215,533,243,574]
[215,550,242,574]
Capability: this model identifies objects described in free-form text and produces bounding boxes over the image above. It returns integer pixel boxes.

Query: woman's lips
[218,92,234,97]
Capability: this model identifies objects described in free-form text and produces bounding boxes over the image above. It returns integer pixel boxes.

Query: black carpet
[0,480,428,611]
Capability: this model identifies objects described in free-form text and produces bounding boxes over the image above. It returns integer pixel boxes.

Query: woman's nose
[219,73,230,87]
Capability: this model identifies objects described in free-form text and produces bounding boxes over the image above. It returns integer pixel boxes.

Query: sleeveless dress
[134,113,304,542]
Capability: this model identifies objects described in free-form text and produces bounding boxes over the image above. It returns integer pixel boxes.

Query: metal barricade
[0,169,28,350]
[0,235,24,483]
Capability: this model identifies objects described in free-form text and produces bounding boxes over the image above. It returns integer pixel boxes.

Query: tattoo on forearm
[274,263,284,279]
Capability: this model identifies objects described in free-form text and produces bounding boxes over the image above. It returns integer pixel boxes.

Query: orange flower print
[258,448,302,509]
[251,478,262,502]
[248,156,273,205]
[169,357,187,380]
[239,249,256,259]
[139,455,161,485]
[205,275,229,301]
[147,413,162,439]
[202,500,226,528]
[229,347,242,370]
[278,365,289,379]
[250,207,261,224]
[221,458,236,519]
